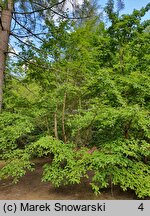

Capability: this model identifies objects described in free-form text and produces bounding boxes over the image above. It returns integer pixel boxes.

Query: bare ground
[0,161,140,200]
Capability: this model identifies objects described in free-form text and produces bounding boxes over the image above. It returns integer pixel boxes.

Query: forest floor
[0,160,144,200]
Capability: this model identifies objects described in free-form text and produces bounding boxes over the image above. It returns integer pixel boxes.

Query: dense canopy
[0,0,150,198]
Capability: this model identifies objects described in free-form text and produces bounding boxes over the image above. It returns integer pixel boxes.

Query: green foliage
[112,162,150,198]
[0,3,150,199]
[29,136,91,186]
[0,0,7,9]
[89,138,150,198]
[0,149,34,183]
[0,112,34,156]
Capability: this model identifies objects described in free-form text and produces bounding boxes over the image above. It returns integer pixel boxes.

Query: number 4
[138,203,144,211]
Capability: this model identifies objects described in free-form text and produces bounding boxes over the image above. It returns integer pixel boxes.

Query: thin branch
[11,32,46,38]
[11,6,17,31]
[31,0,37,30]
[13,0,90,20]
[6,51,49,70]
[50,8,90,19]
[10,74,38,97]
[10,34,53,61]
[12,16,44,42]
[13,0,66,15]
[11,33,41,52]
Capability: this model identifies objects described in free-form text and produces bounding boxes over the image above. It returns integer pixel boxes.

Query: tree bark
[45,115,50,135]
[124,119,132,139]
[119,46,124,73]
[0,0,13,112]
[62,92,67,143]
[54,105,58,139]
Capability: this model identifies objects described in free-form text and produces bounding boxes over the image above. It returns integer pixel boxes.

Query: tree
[0,2,150,198]
[0,0,94,112]
[0,0,125,112]
[0,0,13,112]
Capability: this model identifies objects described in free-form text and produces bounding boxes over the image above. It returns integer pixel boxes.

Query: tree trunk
[0,0,13,112]
[119,46,124,73]
[45,115,50,135]
[62,92,67,143]
[124,119,132,139]
[54,105,58,139]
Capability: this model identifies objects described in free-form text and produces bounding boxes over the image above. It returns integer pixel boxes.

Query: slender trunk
[124,119,132,139]
[0,0,13,112]
[78,96,81,114]
[45,115,50,135]
[54,105,58,139]
[110,174,114,197]
[62,92,67,143]
[119,46,124,73]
